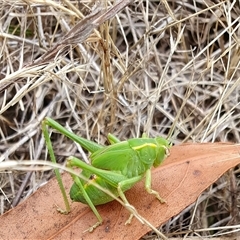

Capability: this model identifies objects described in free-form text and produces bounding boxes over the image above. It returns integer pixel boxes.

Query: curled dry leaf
[0,143,240,239]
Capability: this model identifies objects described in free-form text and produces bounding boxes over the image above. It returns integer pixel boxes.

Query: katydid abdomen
[70,170,141,205]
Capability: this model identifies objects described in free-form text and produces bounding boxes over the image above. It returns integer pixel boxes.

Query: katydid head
[128,137,171,170]
[153,137,171,167]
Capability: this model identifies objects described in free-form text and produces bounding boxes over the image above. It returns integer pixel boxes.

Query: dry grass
[0,0,240,239]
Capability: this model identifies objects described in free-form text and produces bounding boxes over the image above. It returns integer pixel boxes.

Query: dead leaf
[0,143,240,239]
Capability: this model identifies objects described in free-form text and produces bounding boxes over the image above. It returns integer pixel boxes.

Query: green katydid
[42,117,171,232]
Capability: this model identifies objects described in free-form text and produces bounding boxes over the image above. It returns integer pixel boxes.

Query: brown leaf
[1,143,240,239]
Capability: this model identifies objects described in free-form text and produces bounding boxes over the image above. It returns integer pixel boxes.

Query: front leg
[145,169,166,203]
